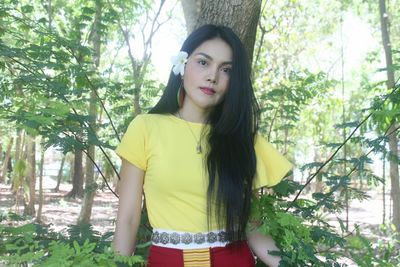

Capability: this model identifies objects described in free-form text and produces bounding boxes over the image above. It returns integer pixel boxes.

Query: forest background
[0,0,399,266]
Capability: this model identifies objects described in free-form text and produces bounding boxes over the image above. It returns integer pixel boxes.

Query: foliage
[0,0,162,199]
[345,224,400,267]
[251,6,400,260]
[0,0,161,154]
[1,0,399,266]
[0,212,146,267]
[251,181,344,266]
[251,180,400,267]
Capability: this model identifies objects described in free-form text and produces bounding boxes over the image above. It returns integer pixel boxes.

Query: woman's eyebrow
[194,52,232,65]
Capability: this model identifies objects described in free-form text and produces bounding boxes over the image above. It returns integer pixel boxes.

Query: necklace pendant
[196,144,202,154]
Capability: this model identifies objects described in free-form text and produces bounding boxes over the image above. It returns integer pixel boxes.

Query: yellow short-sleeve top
[115,113,293,233]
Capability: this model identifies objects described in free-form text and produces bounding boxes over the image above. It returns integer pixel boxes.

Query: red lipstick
[200,87,215,95]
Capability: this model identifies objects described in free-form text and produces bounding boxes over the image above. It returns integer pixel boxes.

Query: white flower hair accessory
[171,51,188,76]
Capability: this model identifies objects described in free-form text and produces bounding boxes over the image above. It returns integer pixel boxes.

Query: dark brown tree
[65,149,84,198]
[379,0,400,232]
[78,0,102,224]
[54,153,66,192]
[24,135,36,216]
[36,145,45,223]
[181,0,261,63]
[0,138,13,183]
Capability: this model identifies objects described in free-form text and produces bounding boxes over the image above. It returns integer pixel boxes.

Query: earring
[177,81,185,108]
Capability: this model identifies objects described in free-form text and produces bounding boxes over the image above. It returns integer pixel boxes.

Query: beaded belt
[151,228,229,249]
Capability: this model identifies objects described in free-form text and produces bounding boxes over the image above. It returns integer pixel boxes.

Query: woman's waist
[151,228,235,249]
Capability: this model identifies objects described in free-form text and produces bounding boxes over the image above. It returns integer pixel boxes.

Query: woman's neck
[176,105,210,124]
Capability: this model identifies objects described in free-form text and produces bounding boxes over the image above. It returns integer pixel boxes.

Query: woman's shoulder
[136,113,172,123]
[254,132,268,145]
[254,133,280,152]
[132,113,174,130]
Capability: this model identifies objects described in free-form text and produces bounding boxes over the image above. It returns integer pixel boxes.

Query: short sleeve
[115,115,148,171]
[253,134,293,190]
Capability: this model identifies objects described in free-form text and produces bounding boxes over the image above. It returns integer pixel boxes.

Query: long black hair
[149,24,260,242]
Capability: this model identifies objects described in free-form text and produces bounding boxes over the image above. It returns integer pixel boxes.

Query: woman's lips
[200,87,216,95]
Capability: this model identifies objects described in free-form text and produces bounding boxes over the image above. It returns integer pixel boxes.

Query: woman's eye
[222,67,231,74]
[198,59,207,66]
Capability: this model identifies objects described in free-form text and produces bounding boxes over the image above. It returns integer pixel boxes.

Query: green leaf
[73,240,81,254]
[334,120,360,129]
[21,5,34,13]
[82,7,96,15]
[273,180,302,197]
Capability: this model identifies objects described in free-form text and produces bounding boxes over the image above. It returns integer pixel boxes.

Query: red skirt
[147,240,256,267]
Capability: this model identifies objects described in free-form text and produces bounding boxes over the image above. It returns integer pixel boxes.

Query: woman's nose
[207,77,216,84]
[206,68,218,84]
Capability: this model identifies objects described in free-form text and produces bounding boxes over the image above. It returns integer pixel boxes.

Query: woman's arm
[113,159,145,256]
[247,189,282,267]
[247,230,281,267]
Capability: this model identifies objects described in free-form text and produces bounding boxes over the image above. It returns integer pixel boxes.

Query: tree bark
[181,0,201,34]
[0,138,13,183]
[314,148,324,193]
[54,153,66,192]
[13,129,23,166]
[11,129,25,192]
[78,0,102,224]
[11,130,26,193]
[0,143,3,164]
[24,135,36,216]
[382,146,386,224]
[65,149,84,199]
[12,142,27,213]
[379,0,400,232]
[36,145,45,223]
[182,0,261,63]
[388,123,400,230]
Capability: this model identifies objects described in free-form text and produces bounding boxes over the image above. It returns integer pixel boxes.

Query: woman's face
[182,37,233,113]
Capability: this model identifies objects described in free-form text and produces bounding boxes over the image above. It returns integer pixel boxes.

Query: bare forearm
[113,160,145,256]
[247,231,281,267]
[113,216,141,256]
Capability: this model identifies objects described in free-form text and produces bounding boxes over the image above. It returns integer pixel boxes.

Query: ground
[0,178,118,234]
[0,177,396,267]
[0,178,391,244]
[0,177,393,235]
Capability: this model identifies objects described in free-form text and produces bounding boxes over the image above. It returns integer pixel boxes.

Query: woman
[113,24,292,267]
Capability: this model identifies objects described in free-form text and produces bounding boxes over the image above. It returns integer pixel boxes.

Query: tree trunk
[314,148,324,193]
[0,138,14,183]
[382,146,386,224]
[78,0,102,224]
[69,154,74,181]
[14,129,23,161]
[24,135,36,216]
[65,149,84,199]
[388,123,400,231]
[36,145,45,223]
[54,153,66,192]
[12,142,27,213]
[0,143,3,164]
[181,0,201,34]
[379,0,400,232]
[11,129,24,191]
[182,0,261,63]
[78,143,96,223]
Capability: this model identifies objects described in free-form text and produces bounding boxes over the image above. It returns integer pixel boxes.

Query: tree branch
[287,76,400,210]
[62,131,118,198]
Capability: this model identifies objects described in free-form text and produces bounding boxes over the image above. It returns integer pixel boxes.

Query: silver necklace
[177,111,202,154]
